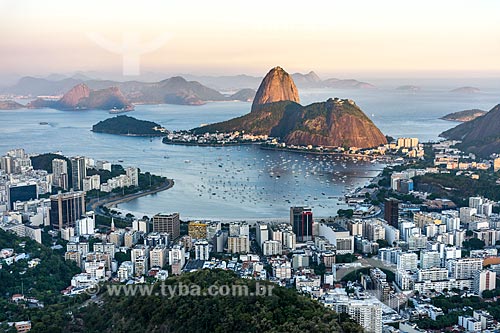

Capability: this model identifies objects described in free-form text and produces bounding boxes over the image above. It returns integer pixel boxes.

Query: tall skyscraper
[152,213,180,240]
[49,191,86,230]
[7,181,38,210]
[0,155,14,174]
[70,156,86,191]
[290,207,313,242]
[52,158,69,190]
[473,270,496,296]
[384,198,400,228]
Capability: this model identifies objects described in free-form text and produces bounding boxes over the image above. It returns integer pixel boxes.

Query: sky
[1,0,500,80]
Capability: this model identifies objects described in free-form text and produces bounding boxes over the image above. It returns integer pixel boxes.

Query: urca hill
[193,66,387,149]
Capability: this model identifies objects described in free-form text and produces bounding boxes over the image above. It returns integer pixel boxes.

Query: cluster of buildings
[432,140,500,176]
[163,131,268,145]
[262,136,424,162]
[0,148,141,245]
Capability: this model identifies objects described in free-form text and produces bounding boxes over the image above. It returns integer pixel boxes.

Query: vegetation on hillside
[92,115,164,136]
[73,270,363,333]
[413,172,500,206]
[30,153,73,188]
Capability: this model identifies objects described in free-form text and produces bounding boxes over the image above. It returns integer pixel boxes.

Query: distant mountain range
[290,71,375,89]
[182,71,375,90]
[27,84,133,111]
[2,76,254,107]
[440,104,500,157]
[0,100,24,110]
[450,86,481,94]
[194,66,386,148]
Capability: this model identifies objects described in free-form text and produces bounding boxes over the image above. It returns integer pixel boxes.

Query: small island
[396,85,420,92]
[450,86,480,94]
[92,115,167,136]
[440,109,487,122]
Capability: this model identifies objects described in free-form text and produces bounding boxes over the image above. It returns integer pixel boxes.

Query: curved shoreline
[88,179,174,213]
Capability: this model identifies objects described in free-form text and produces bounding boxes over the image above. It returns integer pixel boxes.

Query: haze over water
[1,86,499,220]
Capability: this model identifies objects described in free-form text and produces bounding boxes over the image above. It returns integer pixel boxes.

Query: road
[86,179,174,215]
[335,256,397,281]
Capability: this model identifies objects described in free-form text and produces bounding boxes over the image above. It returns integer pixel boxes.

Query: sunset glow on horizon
[1,0,500,78]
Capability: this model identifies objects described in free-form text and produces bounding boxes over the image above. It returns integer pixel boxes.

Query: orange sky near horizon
[1,0,500,78]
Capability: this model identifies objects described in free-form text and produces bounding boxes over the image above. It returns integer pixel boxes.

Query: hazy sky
[1,0,500,79]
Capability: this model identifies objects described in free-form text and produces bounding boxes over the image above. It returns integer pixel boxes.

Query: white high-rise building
[417,268,449,282]
[168,245,186,268]
[150,245,168,268]
[132,219,149,233]
[420,250,441,269]
[327,294,382,333]
[460,207,477,224]
[117,261,134,281]
[194,240,210,260]
[473,270,496,296]
[256,223,269,248]
[76,211,95,236]
[52,158,68,190]
[82,174,100,192]
[70,156,87,191]
[397,252,418,271]
[442,210,461,231]
[469,197,484,210]
[227,235,249,254]
[126,167,139,187]
[282,230,296,250]
[262,240,282,256]
[447,258,483,279]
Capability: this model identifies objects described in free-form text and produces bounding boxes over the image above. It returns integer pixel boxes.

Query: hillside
[0,100,24,110]
[193,66,386,149]
[72,270,361,333]
[27,84,133,111]
[440,104,500,157]
[274,98,387,148]
[440,109,487,122]
[323,78,375,89]
[228,88,256,102]
[30,153,73,188]
[92,115,165,136]
[291,71,322,88]
[127,76,226,105]
[4,76,253,106]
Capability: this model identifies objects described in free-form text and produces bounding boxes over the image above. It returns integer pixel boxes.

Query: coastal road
[86,179,174,216]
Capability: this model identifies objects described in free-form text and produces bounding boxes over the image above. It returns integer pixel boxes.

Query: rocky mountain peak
[58,83,90,108]
[251,66,300,111]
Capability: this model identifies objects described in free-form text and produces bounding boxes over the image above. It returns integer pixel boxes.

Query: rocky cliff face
[58,83,91,109]
[440,104,500,157]
[193,66,387,149]
[251,66,300,111]
[272,98,387,148]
